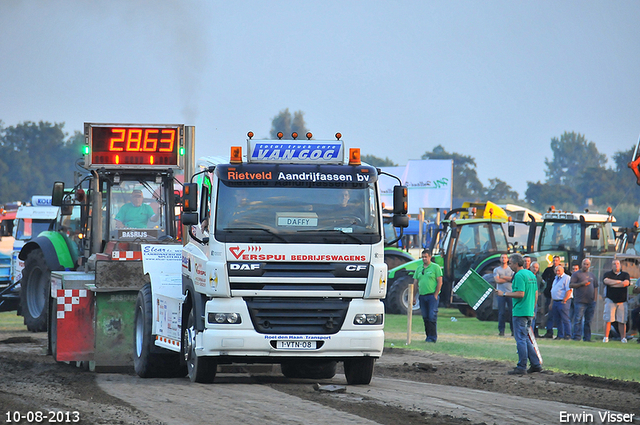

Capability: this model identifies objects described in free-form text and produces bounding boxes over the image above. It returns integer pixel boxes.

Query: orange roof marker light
[247,131,254,140]
[277,132,284,140]
[349,148,361,165]
[306,132,313,140]
[335,133,342,140]
[292,132,298,140]
[230,146,243,164]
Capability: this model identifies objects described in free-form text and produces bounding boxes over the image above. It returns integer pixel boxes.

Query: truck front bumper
[196,298,384,359]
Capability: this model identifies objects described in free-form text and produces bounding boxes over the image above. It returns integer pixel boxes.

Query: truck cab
[11,197,60,286]
[174,133,408,384]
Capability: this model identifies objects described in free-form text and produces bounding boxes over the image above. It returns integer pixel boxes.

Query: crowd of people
[412,250,639,375]
[496,254,640,344]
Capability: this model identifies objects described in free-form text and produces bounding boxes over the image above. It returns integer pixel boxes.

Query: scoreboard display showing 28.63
[85,123,184,169]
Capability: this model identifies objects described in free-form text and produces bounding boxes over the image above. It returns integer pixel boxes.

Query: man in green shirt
[496,253,542,375]
[413,249,443,342]
[115,190,156,229]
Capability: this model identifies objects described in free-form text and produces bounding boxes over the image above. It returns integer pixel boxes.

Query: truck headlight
[208,312,242,324]
[353,313,383,325]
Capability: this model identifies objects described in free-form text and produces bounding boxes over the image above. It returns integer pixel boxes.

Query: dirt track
[1,330,639,425]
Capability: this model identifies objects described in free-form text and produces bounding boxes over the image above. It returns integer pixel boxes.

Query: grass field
[0,311,25,331]
[385,308,640,382]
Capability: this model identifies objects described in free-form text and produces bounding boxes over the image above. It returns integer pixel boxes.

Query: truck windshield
[215,183,381,244]
[539,221,581,252]
[15,219,52,241]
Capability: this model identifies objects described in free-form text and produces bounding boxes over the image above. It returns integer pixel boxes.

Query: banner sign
[379,160,452,212]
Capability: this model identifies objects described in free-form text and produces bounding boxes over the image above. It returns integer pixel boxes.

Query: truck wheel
[21,249,50,332]
[387,276,419,315]
[281,360,337,379]
[134,284,186,378]
[344,357,375,385]
[184,304,216,383]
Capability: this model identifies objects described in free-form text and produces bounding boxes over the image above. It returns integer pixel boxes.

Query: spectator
[494,253,514,337]
[531,262,545,337]
[496,253,542,375]
[570,258,598,342]
[568,261,580,323]
[602,259,631,343]
[548,265,572,340]
[524,255,532,270]
[413,249,443,343]
[571,261,580,274]
[541,256,561,338]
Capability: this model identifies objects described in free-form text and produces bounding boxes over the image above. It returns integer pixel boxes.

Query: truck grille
[228,262,367,291]
[245,297,349,335]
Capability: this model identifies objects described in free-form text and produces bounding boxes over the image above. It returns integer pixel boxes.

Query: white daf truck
[133,132,408,384]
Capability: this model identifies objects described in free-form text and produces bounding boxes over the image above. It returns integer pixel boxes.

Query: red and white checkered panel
[55,288,94,362]
[56,289,89,319]
[111,251,142,261]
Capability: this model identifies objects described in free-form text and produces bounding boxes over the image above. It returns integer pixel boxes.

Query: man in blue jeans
[548,265,573,339]
[570,258,597,342]
[496,253,542,375]
[413,249,443,342]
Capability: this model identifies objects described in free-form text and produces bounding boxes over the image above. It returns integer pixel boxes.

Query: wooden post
[406,282,413,345]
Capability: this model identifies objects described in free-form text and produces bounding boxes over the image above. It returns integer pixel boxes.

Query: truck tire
[134,284,186,378]
[281,360,337,380]
[184,303,216,383]
[344,357,375,385]
[386,276,420,315]
[21,249,50,332]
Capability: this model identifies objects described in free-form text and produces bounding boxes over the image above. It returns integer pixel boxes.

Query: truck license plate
[275,340,316,350]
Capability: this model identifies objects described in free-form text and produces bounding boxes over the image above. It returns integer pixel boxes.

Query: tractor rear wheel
[21,249,50,332]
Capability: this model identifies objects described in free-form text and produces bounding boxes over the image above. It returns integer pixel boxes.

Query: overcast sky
[2,1,639,197]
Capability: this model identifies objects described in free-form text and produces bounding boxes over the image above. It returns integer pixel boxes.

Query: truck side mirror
[182,212,199,226]
[0,221,11,237]
[590,227,600,240]
[391,185,409,228]
[508,224,515,238]
[183,183,198,213]
[393,214,409,228]
[52,182,65,207]
[393,185,408,214]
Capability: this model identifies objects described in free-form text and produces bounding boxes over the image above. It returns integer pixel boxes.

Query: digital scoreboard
[84,123,184,169]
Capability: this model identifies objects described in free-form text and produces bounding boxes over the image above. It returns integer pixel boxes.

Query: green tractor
[385,202,512,320]
[528,208,616,272]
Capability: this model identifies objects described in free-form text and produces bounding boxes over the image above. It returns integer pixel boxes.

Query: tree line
[0,121,84,206]
[2,115,639,227]
[364,132,640,227]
